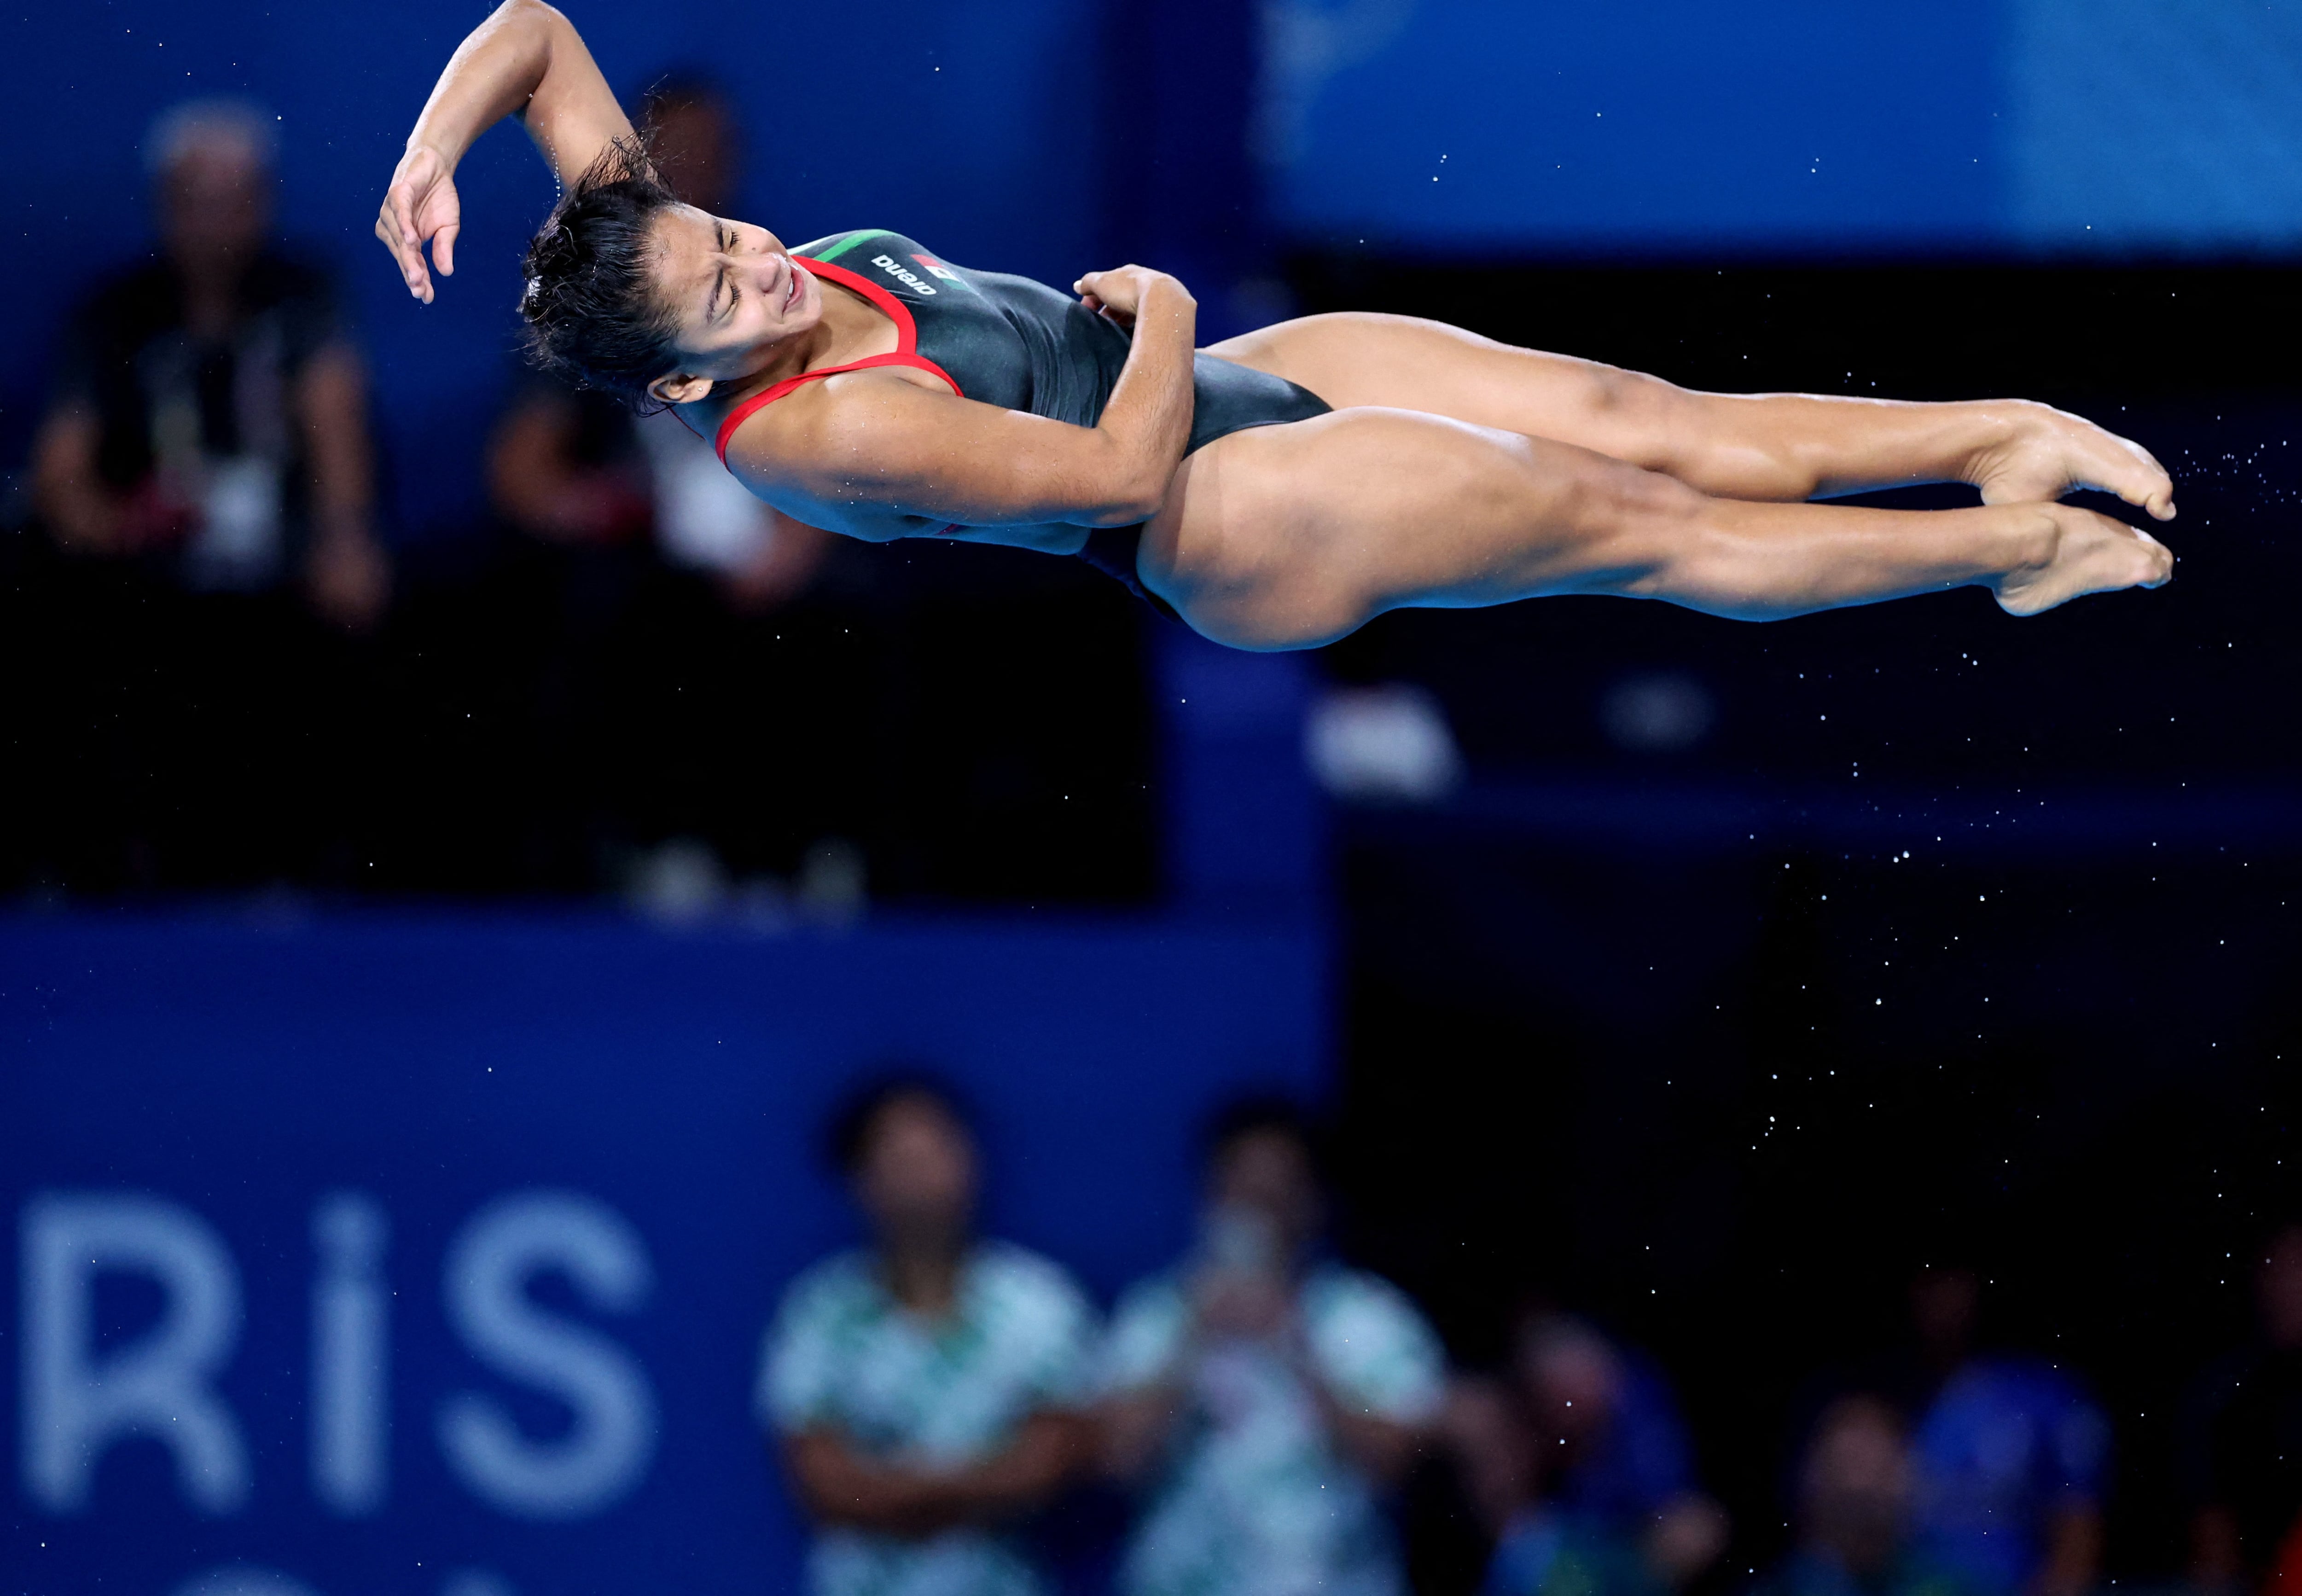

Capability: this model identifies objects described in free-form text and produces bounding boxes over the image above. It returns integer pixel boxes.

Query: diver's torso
[697,229,1328,557]
[795,228,1134,433]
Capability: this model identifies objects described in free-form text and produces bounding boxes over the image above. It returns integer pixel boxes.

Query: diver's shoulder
[713,367,955,512]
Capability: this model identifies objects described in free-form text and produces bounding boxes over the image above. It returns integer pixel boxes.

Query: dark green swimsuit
[711,230,1332,614]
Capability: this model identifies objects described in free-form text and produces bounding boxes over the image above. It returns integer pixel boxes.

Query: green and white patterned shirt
[759,1242,1099,1596]
[1101,1263,1447,1596]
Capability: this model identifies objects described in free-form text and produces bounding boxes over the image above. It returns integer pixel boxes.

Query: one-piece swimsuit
[712,229,1332,617]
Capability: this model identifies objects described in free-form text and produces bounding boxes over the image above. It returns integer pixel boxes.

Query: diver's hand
[376,145,463,304]
[1074,265,1192,329]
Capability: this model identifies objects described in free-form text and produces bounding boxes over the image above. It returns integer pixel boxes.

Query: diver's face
[650,204,819,388]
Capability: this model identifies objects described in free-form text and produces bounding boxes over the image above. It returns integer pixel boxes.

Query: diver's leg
[1209,313,2176,520]
[1136,407,2172,652]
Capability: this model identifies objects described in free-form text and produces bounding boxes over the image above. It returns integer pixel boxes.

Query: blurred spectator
[759,1079,1098,1596]
[14,98,388,890]
[30,97,386,627]
[1750,1397,1973,1596]
[1503,1312,1728,1591]
[1901,1267,2107,1596]
[2181,1219,2302,1594]
[1099,1098,1446,1596]
[487,74,829,609]
[1436,1370,1660,1596]
[1479,1501,1663,1596]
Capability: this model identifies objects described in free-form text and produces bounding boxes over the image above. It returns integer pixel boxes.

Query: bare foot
[1968,400,2177,522]
[1991,503,2174,615]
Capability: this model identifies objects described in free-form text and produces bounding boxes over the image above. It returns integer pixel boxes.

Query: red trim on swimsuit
[713,255,964,464]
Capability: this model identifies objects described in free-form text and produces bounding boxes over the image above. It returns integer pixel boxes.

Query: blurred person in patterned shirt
[759,1078,1099,1596]
[1099,1098,1447,1596]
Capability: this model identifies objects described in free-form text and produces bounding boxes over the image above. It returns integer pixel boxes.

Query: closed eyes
[715,224,741,321]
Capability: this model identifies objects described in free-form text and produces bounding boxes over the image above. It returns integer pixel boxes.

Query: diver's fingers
[387,192,434,300]
[399,198,436,301]
[376,208,426,299]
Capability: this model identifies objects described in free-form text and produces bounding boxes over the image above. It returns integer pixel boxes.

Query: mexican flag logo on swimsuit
[802,231,971,296]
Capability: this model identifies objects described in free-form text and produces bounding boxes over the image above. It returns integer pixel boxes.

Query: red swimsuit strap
[714,255,964,464]
[713,352,948,462]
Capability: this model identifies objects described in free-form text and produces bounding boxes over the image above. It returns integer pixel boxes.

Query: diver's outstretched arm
[375,0,634,302]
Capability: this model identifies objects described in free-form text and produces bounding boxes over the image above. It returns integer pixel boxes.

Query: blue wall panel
[0,911,1325,1596]
[2004,0,2302,252]
[1266,0,2001,253]
[1263,0,2302,257]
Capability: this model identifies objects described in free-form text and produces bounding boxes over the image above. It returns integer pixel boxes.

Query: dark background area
[0,533,1158,902]
[1304,259,2302,1584]
[6,0,2302,1588]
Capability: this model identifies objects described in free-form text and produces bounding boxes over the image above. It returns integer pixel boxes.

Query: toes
[2146,476,2178,519]
[2120,523,2174,588]
[2141,532,2175,587]
[2100,482,2173,522]
[2127,461,2177,520]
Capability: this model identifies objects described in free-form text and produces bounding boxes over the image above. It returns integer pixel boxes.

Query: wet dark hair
[825,1073,976,1176]
[519,136,686,411]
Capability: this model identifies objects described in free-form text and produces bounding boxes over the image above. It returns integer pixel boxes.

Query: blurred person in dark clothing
[30,98,387,628]
[1100,1099,1446,1596]
[1898,1266,2107,1596]
[15,98,387,890]
[759,1079,1098,1596]
[1750,1397,1973,1596]
[1502,1312,1727,1591]
[2182,1220,2302,1594]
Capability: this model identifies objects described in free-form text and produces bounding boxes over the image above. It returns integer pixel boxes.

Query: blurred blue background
[1267,0,2302,255]
[6,3,2302,1595]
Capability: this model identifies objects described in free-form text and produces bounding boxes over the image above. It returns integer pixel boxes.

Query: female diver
[378,0,2176,650]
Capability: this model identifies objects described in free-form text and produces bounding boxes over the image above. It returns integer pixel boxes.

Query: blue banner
[0,911,1325,1596]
